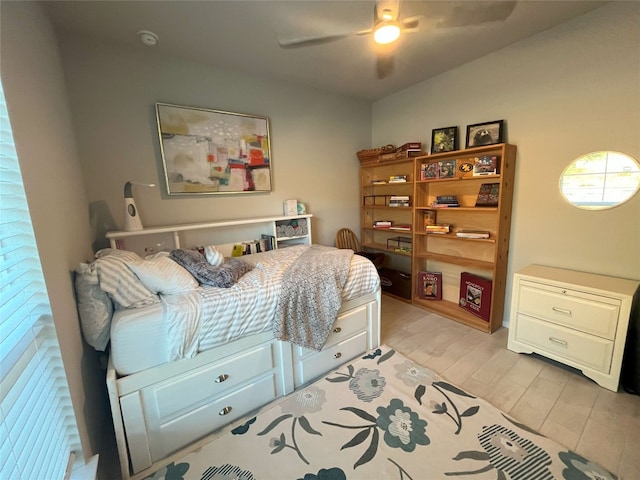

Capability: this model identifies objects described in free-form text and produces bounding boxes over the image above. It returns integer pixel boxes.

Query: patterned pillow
[170,248,253,288]
[128,252,198,295]
[91,248,160,309]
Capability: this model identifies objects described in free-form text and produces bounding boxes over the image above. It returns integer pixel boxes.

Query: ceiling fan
[277,1,517,79]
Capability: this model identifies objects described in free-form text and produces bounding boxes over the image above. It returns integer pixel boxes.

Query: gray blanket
[273,244,353,351]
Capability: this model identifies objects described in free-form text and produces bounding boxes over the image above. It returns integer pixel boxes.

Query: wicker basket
[357,145,395,165]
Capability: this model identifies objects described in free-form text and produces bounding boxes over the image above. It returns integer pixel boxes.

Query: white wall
[0,1,105,459]
[372,2,640,325]
[56,33,371,248]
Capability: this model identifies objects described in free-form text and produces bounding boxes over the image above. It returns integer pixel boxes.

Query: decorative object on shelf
[420,162,439,180]
[356,144,395,165]
[465,119,504,148]
[123,181,156,231]
[418,271,443,300]
[431,126,458,154]
[456,230,490,239]
[475,183,500,207]
[283,199,298,215]
[457,161,475,178]
[386,236,412,253]
[438,160,457,178]
[422,210,437,230]
[156,103,272,195]
[459,272,492,322]
[473,155,500,176]
[297,202,306,214]
[395,142,422,152]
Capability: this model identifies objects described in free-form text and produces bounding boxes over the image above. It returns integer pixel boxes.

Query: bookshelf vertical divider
[411,143,517,333]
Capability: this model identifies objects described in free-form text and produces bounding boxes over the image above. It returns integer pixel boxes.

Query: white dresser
[508,265,639,391]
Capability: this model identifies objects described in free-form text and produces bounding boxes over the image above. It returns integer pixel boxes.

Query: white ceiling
[42,0,607,101]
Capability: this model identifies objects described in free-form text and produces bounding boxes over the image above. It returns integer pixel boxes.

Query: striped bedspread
[162,245,380,362]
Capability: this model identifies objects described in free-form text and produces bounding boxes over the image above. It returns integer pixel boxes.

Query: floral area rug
[145,345,616,480]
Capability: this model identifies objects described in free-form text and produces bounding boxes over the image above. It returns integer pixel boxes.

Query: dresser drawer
[294,330,368,387]
[514,314,614,373]
[518,281,620,339]
[150,343,275,419]
[150,373,278,462]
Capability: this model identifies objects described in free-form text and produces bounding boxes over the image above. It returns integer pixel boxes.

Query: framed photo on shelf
[156,103,272,195]
[431,126,458,154]
[465,120,504,148]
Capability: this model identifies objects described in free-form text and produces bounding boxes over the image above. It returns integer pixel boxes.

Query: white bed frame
[107,289,381,479]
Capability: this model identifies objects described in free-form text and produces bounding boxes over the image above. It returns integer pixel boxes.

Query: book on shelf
[459,272,493,322]
[475,183,500,207]
[473,155,500,176]
[438,160,456,179]
[420,162,439,180]
[373,220,392,229]
[389,195,411,207]
[371,179,387,185]
[260,234,276,251]
[417,271,442,300]
[456,230,490,239]
[435,195,459,204]
[389,224,412,231]
[388,175,408,183]
[432,194,459,208]
[425,223,451,234]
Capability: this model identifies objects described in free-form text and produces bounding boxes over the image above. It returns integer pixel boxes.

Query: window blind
[0,80,82,478]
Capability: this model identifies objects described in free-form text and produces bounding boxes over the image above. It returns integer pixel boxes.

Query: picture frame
[465,119,504,148]
[156,103,272,195]
[431,126,458,154]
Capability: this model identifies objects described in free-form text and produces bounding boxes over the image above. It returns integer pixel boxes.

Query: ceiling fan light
[374,23,400,44]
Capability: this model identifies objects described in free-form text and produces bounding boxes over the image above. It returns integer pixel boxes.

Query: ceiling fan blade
[401,15,421,31]
[277,33,352,49]
[437,1,517,28]
[376,53,395,79]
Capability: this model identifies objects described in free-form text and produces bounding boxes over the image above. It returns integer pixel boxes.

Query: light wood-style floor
[381,295,640,479]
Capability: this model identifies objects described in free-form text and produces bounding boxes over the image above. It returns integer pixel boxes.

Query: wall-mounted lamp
[123,181,155,231]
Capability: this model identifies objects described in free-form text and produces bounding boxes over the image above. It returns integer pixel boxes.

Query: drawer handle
[552,307,572,316]
[549,337,568,347]
[219,406,232,416]
[333,327,342,333]
[334,352,342,359]
[215,374,229,383]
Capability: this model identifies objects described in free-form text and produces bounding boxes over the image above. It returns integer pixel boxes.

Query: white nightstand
[507,264,639,391]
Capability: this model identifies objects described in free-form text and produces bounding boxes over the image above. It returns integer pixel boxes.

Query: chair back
[335,228,361,252]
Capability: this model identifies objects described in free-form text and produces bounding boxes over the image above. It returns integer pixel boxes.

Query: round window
[559,151,640,210]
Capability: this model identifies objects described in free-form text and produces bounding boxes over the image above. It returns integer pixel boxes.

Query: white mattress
[110,246,379,375]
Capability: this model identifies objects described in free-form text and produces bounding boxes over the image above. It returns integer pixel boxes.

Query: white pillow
[128,252,198,295]
[204,245,225,266]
